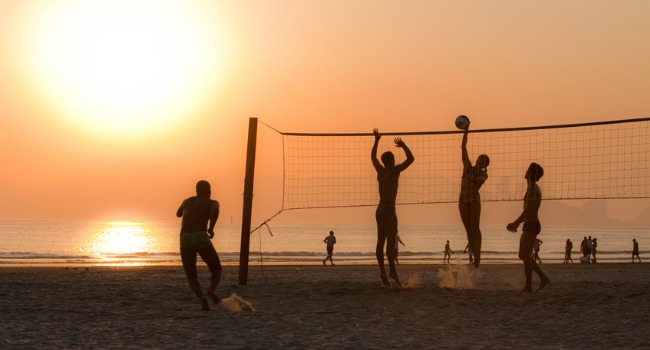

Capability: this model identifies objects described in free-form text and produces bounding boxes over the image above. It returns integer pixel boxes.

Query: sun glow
[16,1,231,141]
[90,221,158,256]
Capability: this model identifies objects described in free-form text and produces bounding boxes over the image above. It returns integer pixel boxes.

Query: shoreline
[2,264,649,348]
[0,258,642,268]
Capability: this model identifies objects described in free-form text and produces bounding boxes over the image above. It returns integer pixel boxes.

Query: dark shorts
[375,206,396,220]
[327,247,334,256]
[180,231,211,251]
[523,221,541,234]
[180,232,222,280]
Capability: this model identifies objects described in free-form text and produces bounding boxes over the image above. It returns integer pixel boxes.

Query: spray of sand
[217,293,255,313]
[401,272,421,289]
[436,264,483,289]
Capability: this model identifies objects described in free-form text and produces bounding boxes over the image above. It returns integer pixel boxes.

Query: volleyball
[455,115,470,130]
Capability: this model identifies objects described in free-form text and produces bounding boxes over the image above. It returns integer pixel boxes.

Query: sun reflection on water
[89,221,159,264]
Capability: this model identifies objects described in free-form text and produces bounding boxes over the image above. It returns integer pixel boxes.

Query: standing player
[371,128,414,287]
[176,180,222,310]
[459,125,490,267]
[507,163,550,292]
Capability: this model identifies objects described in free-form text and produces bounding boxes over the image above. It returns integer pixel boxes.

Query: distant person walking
[591,238,598,263]
[564,239,573,264]
[444,240,454,264]
[632,239,641,263]
[176,180,222,311]
[580,236,589,263]
[322,231,336,266]
[395,232,406,264]
[533,238,543,264]
[459,124,490,268]
[464,243,474,265]
[507,163,550,292]
[371,128,414,287]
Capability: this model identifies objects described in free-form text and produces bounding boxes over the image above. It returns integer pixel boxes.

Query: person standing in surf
[371,128,414,287]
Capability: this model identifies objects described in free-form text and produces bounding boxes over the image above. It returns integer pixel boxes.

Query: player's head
[329,231,334,235]
[525,162,544,182]
[196,180,211,198]
[477,154,490,169]
[381,151,395,166]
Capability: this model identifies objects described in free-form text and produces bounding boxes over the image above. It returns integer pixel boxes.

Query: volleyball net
[259,118,650,213]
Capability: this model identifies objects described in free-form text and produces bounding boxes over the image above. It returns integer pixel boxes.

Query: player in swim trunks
[177,180,222,310]
[459,126,490,267]
[371,128,414,287]
[507,163,550,292]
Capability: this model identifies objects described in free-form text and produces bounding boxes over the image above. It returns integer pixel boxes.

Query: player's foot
[322,260,326,266]
[380,274,390,287]
[521,287,532,292]
[207,290,221,305]
[537,277,550,291]
[201,297,210,311]
[473,257,481,268]
[389,271,402,288]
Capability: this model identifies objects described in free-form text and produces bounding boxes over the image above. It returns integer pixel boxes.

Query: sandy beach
[1,263,648,349]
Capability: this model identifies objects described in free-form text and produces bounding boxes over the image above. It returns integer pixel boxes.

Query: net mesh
[270,118,650,210]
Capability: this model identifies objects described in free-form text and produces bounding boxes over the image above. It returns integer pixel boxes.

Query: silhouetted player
[459,127,489,267]
[507,163,550,292]
[176,180,222,310]
[371,128,414,287]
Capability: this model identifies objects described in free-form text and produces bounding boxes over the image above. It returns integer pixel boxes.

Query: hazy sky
[1,1,650,224]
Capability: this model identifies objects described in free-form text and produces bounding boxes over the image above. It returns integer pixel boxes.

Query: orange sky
[1,1,650,224]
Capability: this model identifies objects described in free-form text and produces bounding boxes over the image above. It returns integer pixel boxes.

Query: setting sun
[14,1,232,141]
[90,221,157,256]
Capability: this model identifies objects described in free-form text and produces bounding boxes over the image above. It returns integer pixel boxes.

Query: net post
[239,117,258,285]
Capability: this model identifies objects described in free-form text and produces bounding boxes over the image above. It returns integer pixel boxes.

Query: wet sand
[1,263,649,349]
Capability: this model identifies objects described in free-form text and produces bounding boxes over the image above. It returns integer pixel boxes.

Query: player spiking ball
[457,115,489,267]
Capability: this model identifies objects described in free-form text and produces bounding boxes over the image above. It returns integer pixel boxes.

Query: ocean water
[0,219,647,266]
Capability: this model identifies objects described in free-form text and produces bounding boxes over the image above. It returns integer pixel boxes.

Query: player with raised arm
[458,120,489,267]
[371,128,414,287]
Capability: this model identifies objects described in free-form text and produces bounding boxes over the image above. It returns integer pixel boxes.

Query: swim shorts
[180,231,211,251]
[375,206,396,220]
[522,221,541,235]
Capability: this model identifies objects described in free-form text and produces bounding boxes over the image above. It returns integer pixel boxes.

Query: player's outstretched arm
[371,128,382,171]
[461,129,472,170]
[394,137,414,170]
